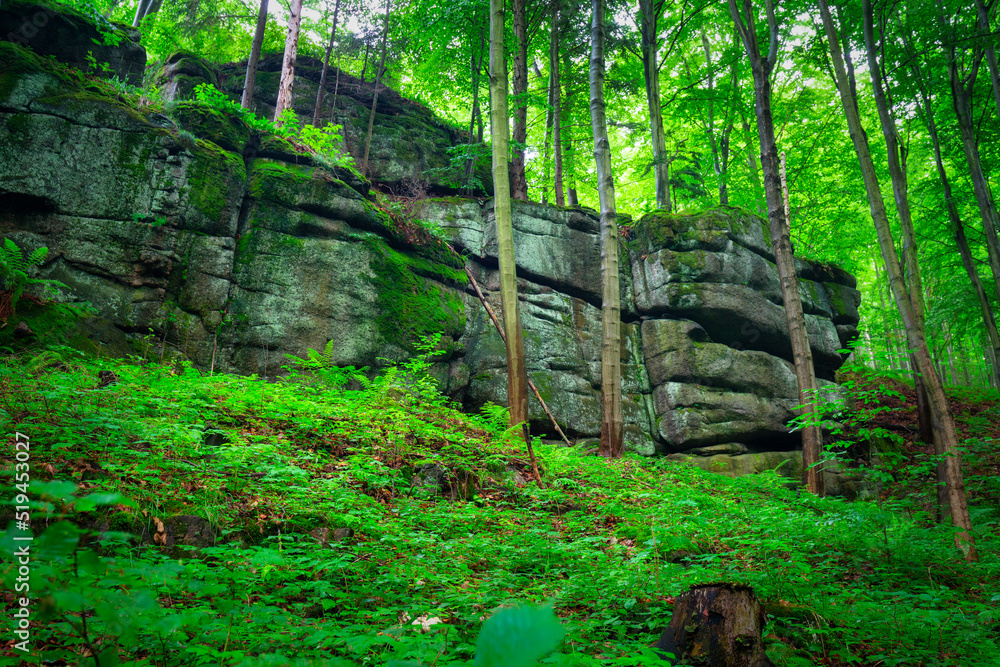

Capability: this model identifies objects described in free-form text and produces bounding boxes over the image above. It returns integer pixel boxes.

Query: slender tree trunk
[863,0,934,445]
[948,49,1000,309]
[489,0,531,442]
[639,0,670,210]
[466,18,487,194]
[312,0,342,127]
[510,0,529,200]
[541,60,554,205]
[273,0,304,125]
[973,0,1000,118]
[331,50,342,121]
[551,3,565,206]
[742,115,764,215]
[132,0,151,27]
[563,49,579,206]
[590,0,623,458]
[819,0,976,560]
[361,42,371,82]
[701,31,725,205]
[362,0,391,175]
[719,42,738,206]
[731,0,823,496]
[241,0,269,110]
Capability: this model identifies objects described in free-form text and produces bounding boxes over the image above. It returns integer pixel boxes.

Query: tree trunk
[132,0,151,27]
[719,39,738,206]
[742,116,764,215]
[273,0,304,125]
[701,31,726,206]
[510,0,529,200]
[563,49,578,206]
[489,0,530,442]
[731,0,824,496]
[590,0,623,458]
[362,0,391,175]
[655,584,774,667]
[541,60,554,205]
[863,0,935,446]
[819,0,976,561]
[948,48,1000,310]
[466,18,487,194]
[551,3,565,207]
[973,0,1000,118]
[241,0,269,110]
[639,0,670,210]
[312,0,342,127]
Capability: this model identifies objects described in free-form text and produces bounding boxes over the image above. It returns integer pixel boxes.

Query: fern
[0,238,63,319]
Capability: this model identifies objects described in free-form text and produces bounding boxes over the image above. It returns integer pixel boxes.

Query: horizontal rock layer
[0,16,861,482]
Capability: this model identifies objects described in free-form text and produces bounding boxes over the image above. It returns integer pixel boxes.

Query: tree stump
[655,583,774,666]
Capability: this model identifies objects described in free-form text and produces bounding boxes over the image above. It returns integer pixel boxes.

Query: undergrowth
[1,347,998,666]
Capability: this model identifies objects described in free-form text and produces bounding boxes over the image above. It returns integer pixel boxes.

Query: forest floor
[1,346,998,667]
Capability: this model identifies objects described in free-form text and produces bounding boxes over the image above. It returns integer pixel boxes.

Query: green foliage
[283,340,370,389]
[474,605,565,667]
[424,143,491,194]
[192,84,357,174]
[1,344,997,666]
[0,238,66,318]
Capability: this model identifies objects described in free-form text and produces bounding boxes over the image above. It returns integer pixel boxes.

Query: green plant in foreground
[0,238,66,319]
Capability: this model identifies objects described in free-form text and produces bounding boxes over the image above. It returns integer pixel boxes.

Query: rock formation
[0,1,862,489]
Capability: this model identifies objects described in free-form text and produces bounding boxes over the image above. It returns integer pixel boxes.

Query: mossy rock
[365,236,466,352]
[169,101,249,152]
[0,0,145,84]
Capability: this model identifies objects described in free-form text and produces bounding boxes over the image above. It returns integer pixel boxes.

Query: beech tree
[241,0,269,109]
[312,0,343,127]
[488,0,530,442]
[818,0,976,560]
[729,0,824,495]
[362,0,391,174]
[590,0,623,457]
[273,0,304,125]
[862,0,934,445]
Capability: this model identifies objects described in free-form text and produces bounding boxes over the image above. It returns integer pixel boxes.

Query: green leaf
[35,521,81,561]
[474,605,565,667]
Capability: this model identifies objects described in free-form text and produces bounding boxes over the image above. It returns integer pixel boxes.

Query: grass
[1,345,998,666]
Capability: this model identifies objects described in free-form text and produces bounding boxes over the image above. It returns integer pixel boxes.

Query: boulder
[0,0,145,84]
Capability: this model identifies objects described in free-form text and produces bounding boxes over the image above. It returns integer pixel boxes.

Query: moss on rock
[169,101,249,153]
[365,236,466,351]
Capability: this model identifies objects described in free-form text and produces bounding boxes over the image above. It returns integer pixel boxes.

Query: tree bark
[655,584,774,667]
[863,0,934,446]
[541,59,554,205]
[510,0,529,200]
[489,0,531,444]
[273,0,304,125]
[362,0,391,175]
[973,0,1000,118]
[131,0,151,27]
[819,0,976,560]
[948,47,1000,310]
[639,0,670,210]
[563,49,579,206]
[731,0,823,496]
[312,0,342,127]
[911,61,1000,388]
[466,17,487,194]
[551,3,565,207]
[241,0,269,110]
[590,0,623,458]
